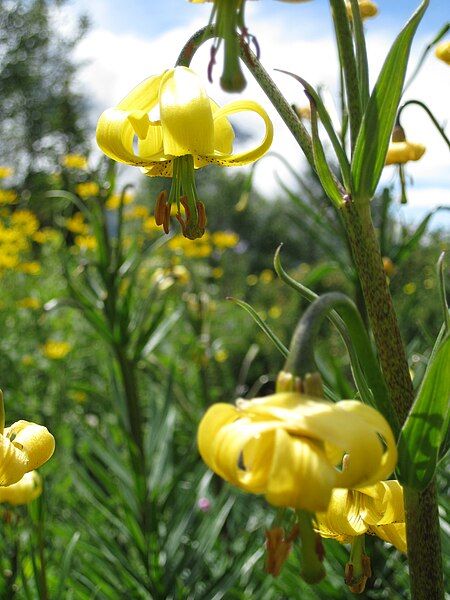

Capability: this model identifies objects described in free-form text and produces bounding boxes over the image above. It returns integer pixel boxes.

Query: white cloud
[74,8,449,215]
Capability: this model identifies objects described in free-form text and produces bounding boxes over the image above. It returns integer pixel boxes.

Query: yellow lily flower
[385,141,425,166]
[96,66,272,239]
[0,420,55,487]
[435,41,450,65]
[0,471,42,505]
[197,393,397,512]
[316,480,406,552]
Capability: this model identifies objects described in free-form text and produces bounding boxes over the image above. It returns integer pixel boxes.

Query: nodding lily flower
[0,420,55,487]
[197,393,397,513]
[96,66,273,239]
[435,41,450,65]
[316,480,406,552]
[0,471,42,505]
[385,141,426,166]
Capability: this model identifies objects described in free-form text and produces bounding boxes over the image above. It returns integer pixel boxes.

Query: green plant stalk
[176,23,444,599]
[398,99,450,151]
[340,200,444,599]
[330,0,362,151]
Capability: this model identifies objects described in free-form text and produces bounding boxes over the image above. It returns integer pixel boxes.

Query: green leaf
[351,0,429,201]
[397,335,450,490]
[54,532,81,599]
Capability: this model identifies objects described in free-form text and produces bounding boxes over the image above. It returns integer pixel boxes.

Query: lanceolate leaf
[351,0,429,201]
[397,335,450,490]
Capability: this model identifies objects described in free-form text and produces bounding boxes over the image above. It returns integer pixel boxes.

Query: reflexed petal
[197,403,239,478]
[209,100,273,167]
[369,523,407,553]
[265,430,336,511]
[210,99,234,155]
[0,471,42,505]
[96,75,164,167]
[359,480,405,525]
[160,67,214,156]
[0,435,28,486]
[316,489,368,538]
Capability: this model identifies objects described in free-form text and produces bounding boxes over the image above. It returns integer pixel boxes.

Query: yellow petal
[197,403,239,478]
[0,434,28,486]
[369,523,407,553]
[96,75,164,167]
[316,489,368,538]
[0,471,42,505]
[159,67,214,157]
[385,141,426,165]
[209,100,273,167]
[6,420,55,472]
[359,480,405,525]
[265,429,336,511]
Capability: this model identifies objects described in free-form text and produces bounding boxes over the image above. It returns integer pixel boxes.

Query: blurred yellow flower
[198,393,397,512]
[105,192,134,210]
[0,471,42,505]
[143,216,161,234]
[346,0,378,19]
[211,231,239,249]
[214,349,229,363]
[382,257,395,278]
[124,205,149,220]
[33,228,60,244]
[0,167,14,179]
[17,297,41,310]
[435,41,450,65]
[75,235,97,251]
[269,305,282,319]
[403,282,417,295]
[11,210,40,236]
[168,234,213,258]
[385,141,425,166]
[18,262,41,275]
[316,480,406,552]
[68,390,88,404]
[0,253,20,270]
[76,182,100,198]
[97,66,272,238]
[66,212,89,235]
[0,190,18,205]
[61,154,88,170]
[212,267,224,279]
[246,274,258,286]
[42,341,72,360]
[0,420,55,486]
[260,269,274,284]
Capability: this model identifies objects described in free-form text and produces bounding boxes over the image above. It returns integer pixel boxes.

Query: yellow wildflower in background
[198,393,397,512]
[212,267,224,279]
[385,141,425,165]
[61,154,88,170]
[143,216,161,234]
[316,480,406,552]
[33,228,60,244]
[124,205,149,220]
[435,41,450,65]
[42,341,72,360]
[214,349,229,363]
[168,234,213,258]
[260,269,274,284]
[0,190,18,205]
[96,66,272,238]
[11,210,40,236]
[18,262,41,275]
[75,235,97,251]
[0,167,14,179]
[68,390,88,404]
[17,297,41,310]
[66,212,89,235]
[246,274,258,286]
[346,0,378,20]
[76,182,100,198]
[0,471,42,505]
[0,419,55,486]
[269,306,282,319]
[403,282,417,295]
[105,192,134,210]
[211,231,239,249]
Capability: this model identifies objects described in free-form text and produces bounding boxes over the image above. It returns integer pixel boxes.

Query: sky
[64,0,450,227]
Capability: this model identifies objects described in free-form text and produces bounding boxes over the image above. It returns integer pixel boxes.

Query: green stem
[330,0,362,151]
[398,99,450,151]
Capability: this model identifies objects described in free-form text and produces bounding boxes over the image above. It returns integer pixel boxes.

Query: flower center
[155,155,206,240]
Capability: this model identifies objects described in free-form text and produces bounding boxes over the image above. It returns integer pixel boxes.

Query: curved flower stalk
[316,480,406,552]
[0,420,55,487]
[385,140,426,165]
[197,392,397,513]
[435,40,450,65]
[96,66,272,239]
[0,471,42,505]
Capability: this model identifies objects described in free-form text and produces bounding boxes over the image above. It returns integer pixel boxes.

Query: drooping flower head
[198,392,397,513]
[96,66,272,239]
[435,41,450,65]
[0,420,55,487]
[385,141,425,166]
[346,0,378,20]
